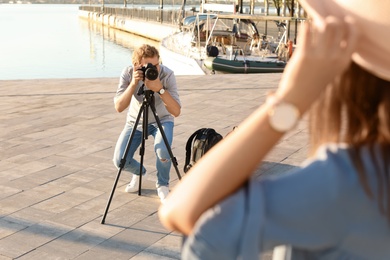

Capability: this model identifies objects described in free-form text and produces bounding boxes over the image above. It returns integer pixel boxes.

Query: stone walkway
[0,73,309,259]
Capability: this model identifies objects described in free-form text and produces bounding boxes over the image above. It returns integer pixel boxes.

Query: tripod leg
[137,134,147,196]
[137,100,149,196]
[101,168,124,224]
[101,105,145,224]
[149,102,182,180]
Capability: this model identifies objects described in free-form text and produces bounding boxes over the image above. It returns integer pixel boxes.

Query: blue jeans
[113,121,174,187]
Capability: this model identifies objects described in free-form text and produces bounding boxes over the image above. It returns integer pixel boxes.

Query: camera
[138,63,158,81]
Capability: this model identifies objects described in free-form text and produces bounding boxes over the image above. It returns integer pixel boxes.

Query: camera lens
[145,68,158,80]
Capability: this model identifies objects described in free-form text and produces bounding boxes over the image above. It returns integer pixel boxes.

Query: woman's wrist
[266,93,301,133]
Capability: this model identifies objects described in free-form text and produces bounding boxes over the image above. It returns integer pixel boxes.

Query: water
[0,4,161,80]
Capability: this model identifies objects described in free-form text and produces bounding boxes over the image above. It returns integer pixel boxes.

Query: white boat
[160,3,300,75]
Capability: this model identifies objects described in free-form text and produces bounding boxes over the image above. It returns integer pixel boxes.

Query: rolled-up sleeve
[114,67,131,103]
[161,68,181,107]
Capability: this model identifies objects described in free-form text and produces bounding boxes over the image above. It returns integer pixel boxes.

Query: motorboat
[160,3,299,75]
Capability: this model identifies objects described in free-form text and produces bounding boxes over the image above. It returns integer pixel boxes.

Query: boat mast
[179,0,187,28]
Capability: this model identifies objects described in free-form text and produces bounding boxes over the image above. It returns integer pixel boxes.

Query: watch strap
[158,86,166,95]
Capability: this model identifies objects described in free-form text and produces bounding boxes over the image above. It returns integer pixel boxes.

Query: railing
[78,5,302,43]
[79,5,196,25]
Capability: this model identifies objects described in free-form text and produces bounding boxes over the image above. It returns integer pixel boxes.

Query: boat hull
[160,34,206,76]
[203,57,286,74]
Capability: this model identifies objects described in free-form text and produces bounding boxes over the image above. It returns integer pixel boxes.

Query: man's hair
[132,44,160,66]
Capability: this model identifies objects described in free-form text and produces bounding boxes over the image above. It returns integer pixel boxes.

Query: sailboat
[160,2,301,75]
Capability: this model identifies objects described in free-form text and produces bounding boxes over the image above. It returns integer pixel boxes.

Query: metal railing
[78,5,302,43]
[79,5,195,25]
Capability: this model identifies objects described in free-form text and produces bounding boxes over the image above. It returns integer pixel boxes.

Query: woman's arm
[159,17,359,235]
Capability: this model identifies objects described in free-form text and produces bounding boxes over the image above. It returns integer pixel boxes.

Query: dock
[78,5,302,43]
[0,74,309,259]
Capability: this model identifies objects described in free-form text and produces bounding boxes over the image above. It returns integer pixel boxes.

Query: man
[113,44,181,203]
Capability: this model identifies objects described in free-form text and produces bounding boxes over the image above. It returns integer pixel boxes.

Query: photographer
[113,44,181,203]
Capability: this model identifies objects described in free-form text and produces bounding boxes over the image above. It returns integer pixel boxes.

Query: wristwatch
[267,95,300,132]
[158,87,166,95]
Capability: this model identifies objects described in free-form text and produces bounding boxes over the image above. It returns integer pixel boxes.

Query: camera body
[138,63,158,81]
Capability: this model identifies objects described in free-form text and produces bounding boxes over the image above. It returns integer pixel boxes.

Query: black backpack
[184,128,223,173]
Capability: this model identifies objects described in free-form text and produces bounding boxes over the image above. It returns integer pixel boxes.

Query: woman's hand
[276,16,359,114]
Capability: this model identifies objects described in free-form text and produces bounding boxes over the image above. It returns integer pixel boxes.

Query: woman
[159,0,390,259]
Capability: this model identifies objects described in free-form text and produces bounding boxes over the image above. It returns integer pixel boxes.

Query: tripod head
[143,90,155,102]
[137,83,155,105]
[143,89,154,97]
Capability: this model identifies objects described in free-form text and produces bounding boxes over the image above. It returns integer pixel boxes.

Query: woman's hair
[309,62,390,220]
[132,44,160,66]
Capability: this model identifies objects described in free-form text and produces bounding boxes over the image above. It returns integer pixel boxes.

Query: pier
[78,5,303,43]
[78,5,191,41]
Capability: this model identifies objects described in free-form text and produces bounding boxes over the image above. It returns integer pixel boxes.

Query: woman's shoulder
[302,143,386,181]
[302,143,351,166]
[261,143,385,218]
[261,144,365,210]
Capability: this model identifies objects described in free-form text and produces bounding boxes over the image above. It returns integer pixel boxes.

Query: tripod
[101,85,182,224]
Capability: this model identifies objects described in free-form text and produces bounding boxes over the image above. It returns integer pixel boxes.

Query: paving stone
[0,74,311,259]
[0,218,27,240]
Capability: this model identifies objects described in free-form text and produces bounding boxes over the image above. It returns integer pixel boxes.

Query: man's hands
[131,66,144,87]
[132,65,163,93]
[144,77,164,93]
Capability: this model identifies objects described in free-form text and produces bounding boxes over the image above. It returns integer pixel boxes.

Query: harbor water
[0,4,161,80]
[0,4,285,80]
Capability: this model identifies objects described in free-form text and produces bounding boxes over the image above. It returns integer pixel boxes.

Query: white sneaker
[125,173,147,193]
[157,186,169,203]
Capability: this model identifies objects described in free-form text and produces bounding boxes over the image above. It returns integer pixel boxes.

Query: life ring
[287,40,293,58]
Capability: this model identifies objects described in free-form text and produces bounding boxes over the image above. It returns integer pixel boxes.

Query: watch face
[159,88,165,95]
[268,102,299,132]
